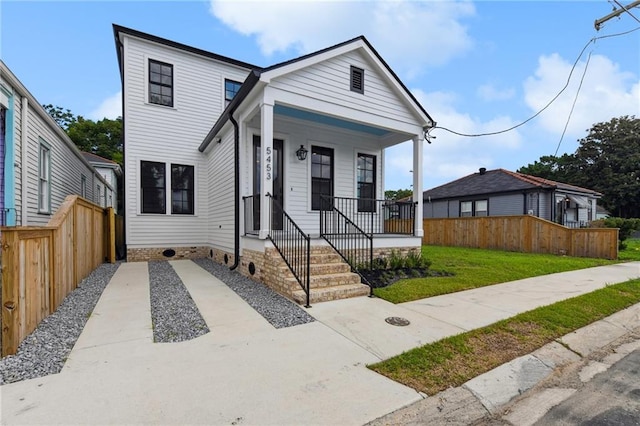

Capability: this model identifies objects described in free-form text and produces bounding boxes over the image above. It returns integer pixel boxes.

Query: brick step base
[292,283,370,304]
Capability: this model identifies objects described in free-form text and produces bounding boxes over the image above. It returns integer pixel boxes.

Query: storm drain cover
[385,317,410,326]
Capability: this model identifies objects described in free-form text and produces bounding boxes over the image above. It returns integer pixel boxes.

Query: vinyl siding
[122,35,251,247]
[539,192,552,221]
[241,116,383,235]
[207,129,235,252]
[24,106,98,226]
[270,50,419,128]
[488,194,524,216]
[423,200,448,218]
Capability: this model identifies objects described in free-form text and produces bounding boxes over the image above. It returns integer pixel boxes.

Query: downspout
[20,96,28,226]
[229,114,240,270]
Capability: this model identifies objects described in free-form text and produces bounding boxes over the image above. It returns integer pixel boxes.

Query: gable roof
[112,24,258,81]
[199,35,434,152]
[82,152,122,175]
[423,168,601,201]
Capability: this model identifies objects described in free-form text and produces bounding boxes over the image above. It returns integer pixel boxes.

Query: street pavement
[1,260,639,425]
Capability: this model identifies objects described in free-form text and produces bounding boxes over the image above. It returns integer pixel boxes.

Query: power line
[554,51,593,156]
[433,26,640,138]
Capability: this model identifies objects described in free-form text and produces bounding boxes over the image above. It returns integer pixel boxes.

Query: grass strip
[369,279,640,396]
[374,245,616,303]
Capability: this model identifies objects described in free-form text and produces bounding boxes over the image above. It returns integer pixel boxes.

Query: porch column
[412,134,424,237]
[259,101,274,239]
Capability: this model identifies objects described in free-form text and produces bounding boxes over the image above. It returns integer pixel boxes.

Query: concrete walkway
[1,260,639,425]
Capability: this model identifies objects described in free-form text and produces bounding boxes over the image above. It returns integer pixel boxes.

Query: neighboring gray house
[423,168,601,228]
[1,60,114,227]
[114,25,433,303]
[82,151,121,213]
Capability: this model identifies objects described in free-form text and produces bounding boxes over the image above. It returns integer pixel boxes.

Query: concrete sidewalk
[1,260,639,425]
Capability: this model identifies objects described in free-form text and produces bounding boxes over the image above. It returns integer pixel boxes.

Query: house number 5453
[265,146,272,180]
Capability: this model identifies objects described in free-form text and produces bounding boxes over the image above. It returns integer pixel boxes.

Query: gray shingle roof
[423,168,601,201]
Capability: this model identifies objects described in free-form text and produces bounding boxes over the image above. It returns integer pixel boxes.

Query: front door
[253,136,284,230]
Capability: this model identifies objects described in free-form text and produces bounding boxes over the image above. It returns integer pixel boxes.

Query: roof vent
[479,167,487,175]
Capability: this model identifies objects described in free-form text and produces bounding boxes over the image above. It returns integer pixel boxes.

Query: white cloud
[524,53,639,138]
[477,83,515,101]
[209,0,475,76]
[385,88,523,190]
[88,92,122,120]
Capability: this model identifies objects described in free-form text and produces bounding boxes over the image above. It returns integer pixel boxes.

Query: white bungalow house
[114,25,433,304]
[82,151,121,213]
[0,61,114,227]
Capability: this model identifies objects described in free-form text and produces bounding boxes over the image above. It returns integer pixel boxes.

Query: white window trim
[38,140,51,214]
[143,54,178,110]
[307,140,338,213]
[352,148,380,201]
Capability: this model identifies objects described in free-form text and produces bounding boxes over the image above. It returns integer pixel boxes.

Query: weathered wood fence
[423,216,618,260]
[1,196,115,356]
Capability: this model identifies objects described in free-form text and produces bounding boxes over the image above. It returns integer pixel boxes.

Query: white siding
[207,129,235,252]
[23,106,99,225]
[12,90,22,224]
[122,35,251,248]
[240,116,384,235]
[270,50,419,128]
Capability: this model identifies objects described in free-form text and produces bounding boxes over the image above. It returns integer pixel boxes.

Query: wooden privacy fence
[1,195,115,356]
[423,215,618,260]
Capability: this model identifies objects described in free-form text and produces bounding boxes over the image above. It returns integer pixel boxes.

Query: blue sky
[2,0,639,191]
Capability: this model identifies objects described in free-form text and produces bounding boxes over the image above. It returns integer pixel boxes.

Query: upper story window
[350,66,364,94]
[149,59,173,107]
[225,79,242,107]
[38,142,51,214]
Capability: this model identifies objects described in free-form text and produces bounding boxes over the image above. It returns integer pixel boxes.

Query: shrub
[593,217,640,250]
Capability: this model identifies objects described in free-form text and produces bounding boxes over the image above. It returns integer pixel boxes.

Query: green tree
[385,188,413,200]
[519,116,640,218]
[67,116,123,165]
[42,104,77,130]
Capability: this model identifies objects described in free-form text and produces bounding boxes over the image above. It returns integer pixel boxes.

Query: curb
[367,302,640,425]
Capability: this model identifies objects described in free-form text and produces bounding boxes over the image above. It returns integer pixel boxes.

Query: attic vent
[350,66,364,94]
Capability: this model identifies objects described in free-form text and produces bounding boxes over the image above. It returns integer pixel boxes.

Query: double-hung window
[311,146,333,211]
[141,161,166,214]
[357,153,376,212]
[38,142,51,213]
[460,199,488,217]
[171,164,194,214]
[149,59,173,107]
[141,161,194,215]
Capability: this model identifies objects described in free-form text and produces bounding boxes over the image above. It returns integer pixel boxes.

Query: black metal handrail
[319,195,373,295]
[242,194,260,236]
[267,193,311,307]
[328,196,416,235]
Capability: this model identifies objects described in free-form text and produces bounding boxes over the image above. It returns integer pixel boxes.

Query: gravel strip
[0,262,120,385]
[148,261,209,343]
[193,258,315,328]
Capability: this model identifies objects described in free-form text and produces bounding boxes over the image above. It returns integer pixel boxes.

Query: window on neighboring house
[460,199,488,217]
[311,146,333,211]
[475,200,488,216]
[80,175,87,198]
[225,79,242,107]
[171,163,194,214]
[149,59,173,107]
[460,201,472,217]
[357,153,376,212]
[38,142,51,213]
[141,161,166,214]
[97,184,102,207]
[350,66,364,94]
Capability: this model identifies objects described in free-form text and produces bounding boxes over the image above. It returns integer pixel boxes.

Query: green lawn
[373,245,615,303]
[620,238,640,261]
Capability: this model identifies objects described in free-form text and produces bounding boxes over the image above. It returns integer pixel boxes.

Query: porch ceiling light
[296,145,308,161]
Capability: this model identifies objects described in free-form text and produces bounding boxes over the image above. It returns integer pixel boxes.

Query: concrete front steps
[273,246,370,304]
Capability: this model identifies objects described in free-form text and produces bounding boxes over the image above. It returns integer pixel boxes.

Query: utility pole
[594,0,640,30]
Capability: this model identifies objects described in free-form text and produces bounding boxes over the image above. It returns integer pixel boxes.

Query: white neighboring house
[82,151,121,213]
[114,25,434,304]
[0,60,114,227]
